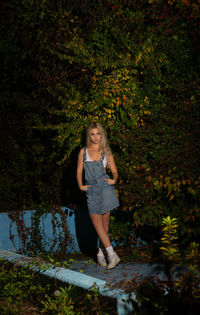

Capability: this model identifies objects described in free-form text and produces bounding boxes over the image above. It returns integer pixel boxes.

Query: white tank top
[85,149,107,168]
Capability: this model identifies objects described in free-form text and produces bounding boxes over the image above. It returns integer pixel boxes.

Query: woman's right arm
[76,148,91,192]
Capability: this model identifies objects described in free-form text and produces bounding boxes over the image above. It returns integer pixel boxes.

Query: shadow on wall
[61,149,83,208]
[61,149,98,259]
[74,207,98,260]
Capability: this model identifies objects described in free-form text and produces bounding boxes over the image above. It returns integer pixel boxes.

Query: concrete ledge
[0,249,135,315]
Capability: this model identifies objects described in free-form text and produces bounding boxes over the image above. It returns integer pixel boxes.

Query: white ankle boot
[97,253,107,267]
[107,251,120,269]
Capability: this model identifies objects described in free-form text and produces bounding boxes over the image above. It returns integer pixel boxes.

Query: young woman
[76,122,120,269]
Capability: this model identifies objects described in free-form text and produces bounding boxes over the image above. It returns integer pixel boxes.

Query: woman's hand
[79,185,91,192]
[104,178,116,185]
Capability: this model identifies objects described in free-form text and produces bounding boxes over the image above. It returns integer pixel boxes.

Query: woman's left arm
[104,154,118,185]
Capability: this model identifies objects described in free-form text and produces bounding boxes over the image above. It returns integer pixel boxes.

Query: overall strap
[83,147,86,161]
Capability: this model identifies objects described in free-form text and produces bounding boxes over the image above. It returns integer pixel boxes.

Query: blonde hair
[86,122,111,155]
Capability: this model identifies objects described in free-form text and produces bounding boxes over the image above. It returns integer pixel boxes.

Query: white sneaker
[107,251,120,269]
[97,253,107,267]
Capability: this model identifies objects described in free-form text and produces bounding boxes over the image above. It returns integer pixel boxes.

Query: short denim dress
[84,148,119,215]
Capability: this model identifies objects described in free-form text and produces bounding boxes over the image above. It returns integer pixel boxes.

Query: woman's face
[89,128,101,145]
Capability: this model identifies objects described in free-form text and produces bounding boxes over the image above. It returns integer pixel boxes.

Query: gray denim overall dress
[84,148,119,215]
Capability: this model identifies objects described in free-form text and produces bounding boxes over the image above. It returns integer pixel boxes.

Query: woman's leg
[90,212,120,269]
[99,211,110,249]
[101,211,120,269]
[102,211,110,233]
[90,214,111,248]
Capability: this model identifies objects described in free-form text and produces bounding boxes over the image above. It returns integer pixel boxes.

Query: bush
[0,0,199,244]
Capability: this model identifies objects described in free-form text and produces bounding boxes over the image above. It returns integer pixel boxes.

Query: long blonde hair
[86,122,111,155]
